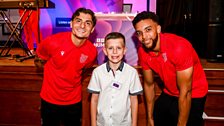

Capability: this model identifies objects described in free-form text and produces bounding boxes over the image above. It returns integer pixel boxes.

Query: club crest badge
[80,54,88,63]
[162,53,167,62]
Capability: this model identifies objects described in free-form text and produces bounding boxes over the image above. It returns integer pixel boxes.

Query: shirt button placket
[110,91,114,126]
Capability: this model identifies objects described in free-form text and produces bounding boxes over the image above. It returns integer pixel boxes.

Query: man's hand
[34,56,46,69]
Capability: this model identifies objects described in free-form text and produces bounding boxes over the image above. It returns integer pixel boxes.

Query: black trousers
[154,92,206,126]
[41,99,82,126]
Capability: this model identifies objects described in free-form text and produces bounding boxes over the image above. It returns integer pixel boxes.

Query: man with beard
[132,11,208,126]
[35,8,97,126]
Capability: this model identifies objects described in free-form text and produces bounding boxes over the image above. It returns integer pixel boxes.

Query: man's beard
[143,34,158,52]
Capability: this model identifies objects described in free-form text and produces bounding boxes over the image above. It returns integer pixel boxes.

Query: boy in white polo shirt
[88,32,143,126]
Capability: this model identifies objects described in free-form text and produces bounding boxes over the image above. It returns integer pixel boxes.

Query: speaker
[207,24,224,62]
[207,0,224,62]
[208,0,224,23]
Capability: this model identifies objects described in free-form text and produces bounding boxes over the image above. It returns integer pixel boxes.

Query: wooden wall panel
[205,92,224,117]
[204,119,224,126]
[0,65,223,126]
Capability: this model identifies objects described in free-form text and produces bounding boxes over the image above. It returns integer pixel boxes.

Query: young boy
[88,32,143,126]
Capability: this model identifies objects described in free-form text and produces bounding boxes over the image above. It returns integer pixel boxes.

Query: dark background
[156,0,224,62]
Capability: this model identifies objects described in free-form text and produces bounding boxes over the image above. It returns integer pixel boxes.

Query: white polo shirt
[88,62,143,126]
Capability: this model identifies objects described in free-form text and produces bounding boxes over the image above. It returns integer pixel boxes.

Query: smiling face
[134,19,161,51]
[103,38,127,65]
[70,12,95,41]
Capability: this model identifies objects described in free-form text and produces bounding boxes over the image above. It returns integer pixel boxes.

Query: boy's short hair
[71,7,97,27]
[132,11,159,27]
[104,32,126,46]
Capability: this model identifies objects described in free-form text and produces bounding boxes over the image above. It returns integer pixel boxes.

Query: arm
[143,69,156,126]
[176,67,193,126]
[130,95,138,126]
[90,93,99,126]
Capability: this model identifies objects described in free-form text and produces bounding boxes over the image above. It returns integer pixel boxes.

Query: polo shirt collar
[160,33,166,53]
[106,61,124,72]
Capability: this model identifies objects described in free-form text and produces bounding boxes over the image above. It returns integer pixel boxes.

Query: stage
[0,48,34,66]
